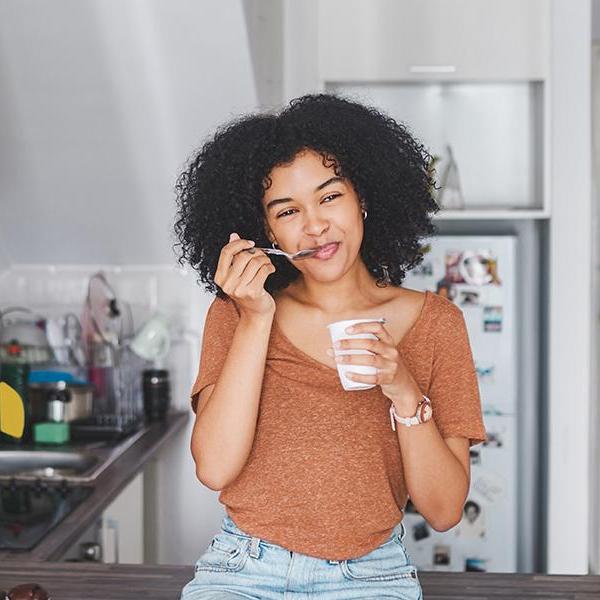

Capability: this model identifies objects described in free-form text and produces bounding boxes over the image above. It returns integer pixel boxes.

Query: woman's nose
[303,214,329,235]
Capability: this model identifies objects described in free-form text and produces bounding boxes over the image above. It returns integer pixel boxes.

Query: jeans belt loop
[400,519,407,542]
[249,536,261,559]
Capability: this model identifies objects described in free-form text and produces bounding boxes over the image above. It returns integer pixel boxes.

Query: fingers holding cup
[326,317,389,391]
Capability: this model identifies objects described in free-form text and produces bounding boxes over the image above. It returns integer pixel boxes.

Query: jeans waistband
[221,513,258,539]
[220,513,407,559]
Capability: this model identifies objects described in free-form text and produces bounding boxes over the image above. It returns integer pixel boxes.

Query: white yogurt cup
[326,317,385,391]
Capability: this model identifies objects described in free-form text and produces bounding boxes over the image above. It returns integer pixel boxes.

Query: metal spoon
[246,247,320,261]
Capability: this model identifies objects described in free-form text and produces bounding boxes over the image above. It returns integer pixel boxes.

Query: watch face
[420,402,433,422]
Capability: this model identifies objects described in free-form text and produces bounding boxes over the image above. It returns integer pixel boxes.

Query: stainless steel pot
[28,381,94,423]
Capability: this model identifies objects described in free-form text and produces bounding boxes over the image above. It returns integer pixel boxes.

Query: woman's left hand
[327,320,422,411]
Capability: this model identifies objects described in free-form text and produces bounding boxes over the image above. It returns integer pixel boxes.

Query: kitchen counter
[0,411,189,562]
[1,562,600,599]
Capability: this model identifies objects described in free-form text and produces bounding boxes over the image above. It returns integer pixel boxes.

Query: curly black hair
[173,92,440,300]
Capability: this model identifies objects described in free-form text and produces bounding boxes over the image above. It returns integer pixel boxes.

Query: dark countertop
[0,411,189,562]
[1,562,600,599]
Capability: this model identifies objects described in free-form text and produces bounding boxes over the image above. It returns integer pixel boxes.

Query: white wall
[590,0,600,571]
[591,42,600,574]
[547,0,592,574]
[282,0,319,102]
[0,0,258,266]
[242,0,284,110]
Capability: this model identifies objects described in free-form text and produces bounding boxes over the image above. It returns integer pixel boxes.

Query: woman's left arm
[389,387,470,531]
[332,312,484,531]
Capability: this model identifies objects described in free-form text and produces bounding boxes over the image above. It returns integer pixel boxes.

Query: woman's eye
[277,209,295,218]
[276,194,341,219]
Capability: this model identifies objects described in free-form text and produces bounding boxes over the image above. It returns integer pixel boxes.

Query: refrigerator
[401,235,518,573]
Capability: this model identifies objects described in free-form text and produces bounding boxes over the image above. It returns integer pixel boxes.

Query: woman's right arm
[192,312,273,490]
[191,232,277,490]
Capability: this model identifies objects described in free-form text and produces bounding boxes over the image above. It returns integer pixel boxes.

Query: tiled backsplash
[0,264,211,412]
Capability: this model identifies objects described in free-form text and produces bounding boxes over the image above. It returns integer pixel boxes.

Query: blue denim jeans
[180,514,423,599]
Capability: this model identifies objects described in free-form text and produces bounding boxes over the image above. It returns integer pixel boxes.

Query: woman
[175,93,487,599]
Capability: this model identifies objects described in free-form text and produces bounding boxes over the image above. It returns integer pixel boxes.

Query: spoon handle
[254,247,290,257]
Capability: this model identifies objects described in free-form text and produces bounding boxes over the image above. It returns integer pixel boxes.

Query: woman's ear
[264,230,273,245]
[264,218,277,244]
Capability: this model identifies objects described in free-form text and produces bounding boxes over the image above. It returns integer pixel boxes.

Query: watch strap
[389,395,431,431]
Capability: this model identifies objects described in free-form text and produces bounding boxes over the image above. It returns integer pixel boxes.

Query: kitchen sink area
[0,426,147,483]
[0,449,100,479]
[0,412,188,558]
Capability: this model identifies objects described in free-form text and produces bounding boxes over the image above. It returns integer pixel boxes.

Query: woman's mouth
[312,242,340,260]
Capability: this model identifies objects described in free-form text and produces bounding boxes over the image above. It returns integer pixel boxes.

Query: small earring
[272,241,278,249]
[376,264,391,288]
[361,208,368,220]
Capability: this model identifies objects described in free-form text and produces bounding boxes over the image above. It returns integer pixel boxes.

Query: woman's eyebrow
[265,176,345,212]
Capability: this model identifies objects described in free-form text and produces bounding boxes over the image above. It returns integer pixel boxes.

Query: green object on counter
[33,421,70,444]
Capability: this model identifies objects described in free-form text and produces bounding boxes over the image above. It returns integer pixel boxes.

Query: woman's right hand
[214,232,277,318]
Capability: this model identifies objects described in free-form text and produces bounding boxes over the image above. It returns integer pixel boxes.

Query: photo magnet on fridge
[454,499,486,540]
[483,305,503,332]
[475,362,496,382]
[433,544,452,566]
[412,520,431,542]
[459,289,481,306]
[465,557,490,572]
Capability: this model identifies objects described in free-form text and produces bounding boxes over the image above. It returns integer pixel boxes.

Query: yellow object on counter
[0,381,25,438]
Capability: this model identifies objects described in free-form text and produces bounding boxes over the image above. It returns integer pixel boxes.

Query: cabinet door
[101,472,144,563]
[318,0,549,81]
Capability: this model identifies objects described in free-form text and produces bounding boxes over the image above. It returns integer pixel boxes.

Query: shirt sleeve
[426,299,488,447]
[190,295,240,414]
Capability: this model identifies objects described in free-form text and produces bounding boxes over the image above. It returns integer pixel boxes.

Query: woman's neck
[284,263,395,316]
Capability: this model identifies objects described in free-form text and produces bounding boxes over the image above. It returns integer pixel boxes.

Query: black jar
[142,369,171,422]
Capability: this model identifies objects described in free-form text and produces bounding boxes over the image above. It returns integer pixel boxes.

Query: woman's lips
[312,242,340,260]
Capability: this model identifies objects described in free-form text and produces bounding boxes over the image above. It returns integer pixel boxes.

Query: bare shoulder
[389,286,428,316]
[373,286,428,342]
[395,287,467,332]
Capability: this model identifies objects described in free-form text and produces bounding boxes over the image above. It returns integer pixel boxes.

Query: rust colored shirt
[190,289,487,560]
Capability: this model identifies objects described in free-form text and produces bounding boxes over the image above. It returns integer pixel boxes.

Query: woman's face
[261,149,364,281]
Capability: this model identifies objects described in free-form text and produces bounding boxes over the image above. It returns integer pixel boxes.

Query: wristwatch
[389,395,433,431]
